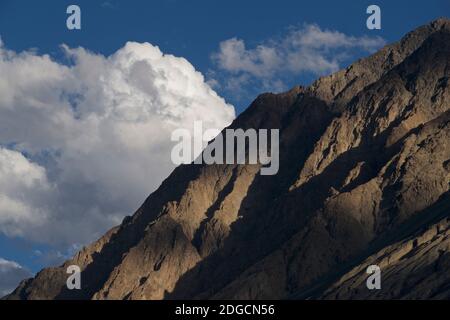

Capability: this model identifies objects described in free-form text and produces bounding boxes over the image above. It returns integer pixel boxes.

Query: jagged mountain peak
[5,18,450,300]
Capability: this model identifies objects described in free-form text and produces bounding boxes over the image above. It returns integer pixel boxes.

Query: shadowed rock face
[5,18,450,300]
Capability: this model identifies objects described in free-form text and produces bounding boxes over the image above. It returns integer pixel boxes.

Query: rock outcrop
[5,18,450,300]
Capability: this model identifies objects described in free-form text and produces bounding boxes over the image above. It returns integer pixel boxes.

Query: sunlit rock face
[5,18,450,300]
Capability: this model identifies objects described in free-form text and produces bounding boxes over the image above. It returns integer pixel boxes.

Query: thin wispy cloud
[0,258,32,297]
[101,1,118,9]
[211,23,386,98]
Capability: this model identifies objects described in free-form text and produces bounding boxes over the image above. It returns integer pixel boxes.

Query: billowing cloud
[0,258,32,297]
[0,40,235,248]
[0,148,52,238]
[211,23,386,95]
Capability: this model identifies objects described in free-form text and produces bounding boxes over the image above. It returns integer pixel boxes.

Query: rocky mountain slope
[5,18,450,300]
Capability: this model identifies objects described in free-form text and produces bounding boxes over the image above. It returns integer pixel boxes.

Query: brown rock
[5,18,450,300]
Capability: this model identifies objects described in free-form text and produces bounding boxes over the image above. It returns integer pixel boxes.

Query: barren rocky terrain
[5,18,450,300]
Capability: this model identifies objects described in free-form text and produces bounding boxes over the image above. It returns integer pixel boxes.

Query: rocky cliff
[6,18,450,300]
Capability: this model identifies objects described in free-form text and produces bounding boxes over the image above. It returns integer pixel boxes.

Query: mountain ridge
[5,18,450,300]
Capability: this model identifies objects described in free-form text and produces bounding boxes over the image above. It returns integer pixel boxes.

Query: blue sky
[0,0,448,110]
[0,0,448,295]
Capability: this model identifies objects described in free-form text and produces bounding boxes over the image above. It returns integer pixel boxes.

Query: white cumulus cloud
[0,40,235,248]
[0,147,51,238]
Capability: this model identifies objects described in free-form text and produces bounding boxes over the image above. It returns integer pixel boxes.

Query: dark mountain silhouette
[5,18,450,300]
